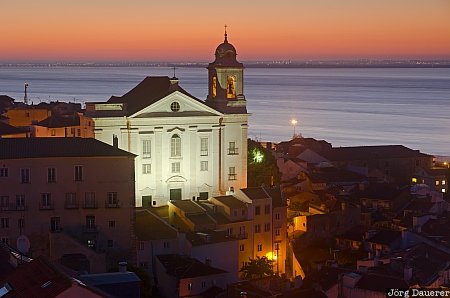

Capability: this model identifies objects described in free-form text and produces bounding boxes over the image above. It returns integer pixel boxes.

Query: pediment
[129,91,223,118]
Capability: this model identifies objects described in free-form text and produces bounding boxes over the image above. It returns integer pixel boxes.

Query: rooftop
[241,187,270,201]
[135,209,177,241]
[156,254,227,279]
[366,230,402,245]
[321,145,431,161]
[36,113,81,128]
[0,121,27,136]
[0,137,135,159]
[212,195,247,209]
[170,200,205,215]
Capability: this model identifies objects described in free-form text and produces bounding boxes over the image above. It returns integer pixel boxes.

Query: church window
[171,135,181,157]
[172,162,180,173]
[142,164,151,174]
[228,167,236,180]
[212,76,217,98]
[226,76,236,98]
[170,102,180,112]
[200,161,208,171]
[142,140,151,158]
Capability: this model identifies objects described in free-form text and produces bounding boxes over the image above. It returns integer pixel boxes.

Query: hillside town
[1,33,450,298]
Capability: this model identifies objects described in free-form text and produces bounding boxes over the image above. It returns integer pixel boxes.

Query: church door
[170,189,182,201]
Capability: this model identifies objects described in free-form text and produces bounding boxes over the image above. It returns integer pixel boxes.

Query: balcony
[83,201,98,209]
[39,202,54,210]
[236,233,248,239]
[64,201,79,209]
[227,148,239,155]
[105,200,120,208]
[82,225,98,233]
[200,150,208,156]
[228,174,237,181]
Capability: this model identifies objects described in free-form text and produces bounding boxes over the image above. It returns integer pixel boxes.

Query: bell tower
[206,26,246,114]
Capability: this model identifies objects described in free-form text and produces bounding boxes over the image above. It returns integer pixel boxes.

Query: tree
[240,256,274,279]
[247,139,281,187]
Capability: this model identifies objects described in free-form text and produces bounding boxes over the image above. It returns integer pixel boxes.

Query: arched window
[212,76,217,98]
[171,134,181,157]
[227,76,236,98]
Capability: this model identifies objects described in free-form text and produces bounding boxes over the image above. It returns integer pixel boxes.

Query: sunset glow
[1,0,450,61]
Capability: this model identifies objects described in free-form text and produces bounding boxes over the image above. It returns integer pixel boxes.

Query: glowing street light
[291,119,298,138]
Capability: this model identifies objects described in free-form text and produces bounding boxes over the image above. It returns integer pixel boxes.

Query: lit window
[200,161,208,171]
[226,75,236,98]
[443,189,446,193]
[411,177,417,183]
[254,224,261,233]
[442,180,446,185]
[1,218,9,229]
[257,244,263,252]
[264,223,271,232]
[143,164,151,174]
[436,180,440,186]
[275,228,280,236]
[200,138,208,156]
[171,135,181,157]
[142,140,151,158]
[240,244,245,251]
[187,283,192,291]
[212,76,217,97]
[172,162,180,173]
[170,102,180,112]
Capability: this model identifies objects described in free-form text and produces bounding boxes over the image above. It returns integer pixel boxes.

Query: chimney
[118,261,127,273]
[226,187,235,195]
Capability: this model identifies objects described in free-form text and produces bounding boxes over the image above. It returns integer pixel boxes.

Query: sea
[0,66,449,156]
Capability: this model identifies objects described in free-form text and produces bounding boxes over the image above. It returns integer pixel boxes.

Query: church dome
[210,30,243,67]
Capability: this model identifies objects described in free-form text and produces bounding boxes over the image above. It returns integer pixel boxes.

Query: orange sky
[1,0,449,61]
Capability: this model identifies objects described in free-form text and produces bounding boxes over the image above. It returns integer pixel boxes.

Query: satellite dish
[17,235,30,254]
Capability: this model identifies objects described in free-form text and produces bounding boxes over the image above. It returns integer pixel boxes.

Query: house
[155,254,228,298]
[0,138,136,272]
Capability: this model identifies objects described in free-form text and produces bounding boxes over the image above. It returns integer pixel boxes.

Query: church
[86,31,249,207]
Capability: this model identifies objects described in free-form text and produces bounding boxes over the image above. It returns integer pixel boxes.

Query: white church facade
[86,32,249,207]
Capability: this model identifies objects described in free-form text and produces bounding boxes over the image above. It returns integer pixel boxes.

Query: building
[33,112,94,138]
[0,138,136,272]
[86,31,249,206]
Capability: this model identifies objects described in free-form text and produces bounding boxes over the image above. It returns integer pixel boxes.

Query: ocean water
[0,66,449,156]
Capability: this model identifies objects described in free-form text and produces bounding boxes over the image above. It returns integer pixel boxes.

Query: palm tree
[240,256,274,279]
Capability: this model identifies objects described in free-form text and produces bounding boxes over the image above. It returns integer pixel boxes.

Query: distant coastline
[1,60,450,68]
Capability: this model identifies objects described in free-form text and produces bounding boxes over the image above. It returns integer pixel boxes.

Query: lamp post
[291,119,298,139]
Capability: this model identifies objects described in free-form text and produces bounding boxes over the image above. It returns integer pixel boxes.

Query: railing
[227,148,239,155]
[228,174,237,181]
[39,202,54,210]
[1,205,27,211]
[64,201,79,209]
[200,150,208,156]
[82,225,98,233]
[83,201,98,209]
[105,200,120,208]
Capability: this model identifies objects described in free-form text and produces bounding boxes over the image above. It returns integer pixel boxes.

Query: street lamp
[291,119,298,139]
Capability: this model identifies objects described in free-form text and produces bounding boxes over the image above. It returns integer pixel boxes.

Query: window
[436,180,440,185]
[84,192,96,208]
[65,193,77,208]
[164,241,170,249]
[107,192,118,207]
[172,162,180,173]
[51,129,56,136]
[275,228,280,236]
[199,192,208,200]
[443,188,446,193]
[77,129,81,137]
[139,241,145,251]
[239,244,245,251]
[142,164,151,174]
[86,216,96,229]
[0,196,9,210]
[201,281,206,289]
[18,218,24,229]
[107,240,113,247]
[187,283,192,291]
[142,140,151,158]
[140,262,149,269]
[20,168,30,184]
[47,167,56,183]
[1,218,9,229]
[41,193,52,210]
[74,166,83,181]
[16,195,25,210]
[171,135,181,157]
[109,220,116,228]
[1,237,9,245]
[200,161,208,171]
[170,102,180,112]
[50,217,60,232]
[200,138,208,156]
[228,167,236,180]
[264,223,271,232]
[227,75,236,98]
[212,76,217,97]
[257,243,263,252]
[255,206,260,216]
[227,227,233,236]
[265,204,270,214]
[275,213,280,220]
[228,141,238,155]
[255,224,261,233]
[239,226,246,236]
[442,180,446,185]
[0,167,8,177]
